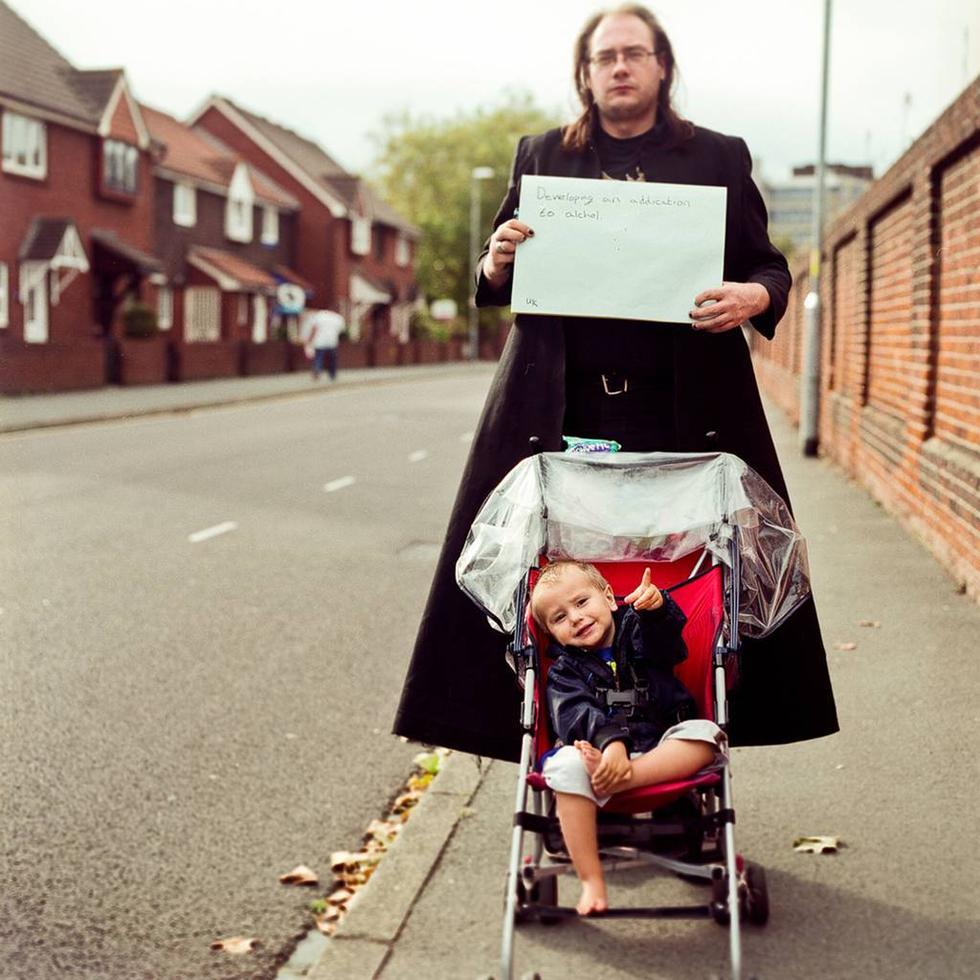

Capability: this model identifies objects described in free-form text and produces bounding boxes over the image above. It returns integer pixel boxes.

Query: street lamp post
[800,0,832,457]
[468,166,495,360]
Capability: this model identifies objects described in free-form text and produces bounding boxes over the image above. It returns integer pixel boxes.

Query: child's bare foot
[574,740,602,777]
[576,877,608,916]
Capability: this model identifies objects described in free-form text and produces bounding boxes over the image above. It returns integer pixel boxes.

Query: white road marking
[323,475,356,493]
[408,450,429,463]
[188,521,238,543]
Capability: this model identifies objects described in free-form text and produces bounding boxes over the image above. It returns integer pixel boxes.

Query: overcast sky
[10,0,978,182]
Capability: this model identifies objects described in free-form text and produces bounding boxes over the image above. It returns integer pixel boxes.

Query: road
[0,371,491,980]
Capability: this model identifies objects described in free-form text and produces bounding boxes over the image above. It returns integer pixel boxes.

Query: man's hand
[623,567,663,611]
[689,282,770,333]
[482,219,535,286]
[591,741,632,796]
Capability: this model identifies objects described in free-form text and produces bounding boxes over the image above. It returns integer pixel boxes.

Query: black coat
[394,122,838,762]
[547,597,695,755]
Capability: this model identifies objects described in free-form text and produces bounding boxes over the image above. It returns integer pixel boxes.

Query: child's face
[533,567,617,650]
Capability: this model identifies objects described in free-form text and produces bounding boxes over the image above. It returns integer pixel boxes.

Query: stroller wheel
[513,874,562,926]
[709,862,770,927]
[710,873,731,925]
[534,874,562,926]
[743,862,770,925]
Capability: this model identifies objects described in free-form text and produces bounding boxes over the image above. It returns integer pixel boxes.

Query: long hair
[561,3,694,153]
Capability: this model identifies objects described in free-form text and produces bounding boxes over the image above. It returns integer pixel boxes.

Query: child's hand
[591,741,632,796]
[623,567,663,611]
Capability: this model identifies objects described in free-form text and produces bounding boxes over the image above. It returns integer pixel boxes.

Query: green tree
[369,92,562,331]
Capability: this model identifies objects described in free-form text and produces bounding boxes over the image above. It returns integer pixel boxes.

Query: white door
[24,271,48,343]
[252,294,268,343]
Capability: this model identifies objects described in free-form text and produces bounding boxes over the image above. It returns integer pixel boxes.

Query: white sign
[510,175,727,324]
[277,283,306,314]
[430,298,458,321]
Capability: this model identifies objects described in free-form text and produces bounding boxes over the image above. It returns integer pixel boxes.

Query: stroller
[456,451,813,980]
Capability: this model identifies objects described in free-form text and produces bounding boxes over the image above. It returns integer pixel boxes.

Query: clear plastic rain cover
[456,452,810,640]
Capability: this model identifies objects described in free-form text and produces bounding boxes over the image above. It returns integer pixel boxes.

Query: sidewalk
[307,406,980,980]
[0,361,494,433]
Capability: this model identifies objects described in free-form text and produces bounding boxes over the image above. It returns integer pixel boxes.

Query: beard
[595,89,658,125]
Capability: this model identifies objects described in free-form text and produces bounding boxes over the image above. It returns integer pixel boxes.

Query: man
[303,307,344,381]
[394,4,838,762]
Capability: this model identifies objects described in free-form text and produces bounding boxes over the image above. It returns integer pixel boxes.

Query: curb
[0,363,495,435]
[306,752,491,980]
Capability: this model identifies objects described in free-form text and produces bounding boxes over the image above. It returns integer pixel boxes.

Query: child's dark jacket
[546,594,695,754]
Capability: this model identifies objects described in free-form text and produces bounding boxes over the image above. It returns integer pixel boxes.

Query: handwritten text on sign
[510,175,727,323]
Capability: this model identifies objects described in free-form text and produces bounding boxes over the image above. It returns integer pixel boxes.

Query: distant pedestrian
[303,308,345,381]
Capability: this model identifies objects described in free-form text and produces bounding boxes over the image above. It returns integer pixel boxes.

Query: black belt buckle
[601,373,629,396]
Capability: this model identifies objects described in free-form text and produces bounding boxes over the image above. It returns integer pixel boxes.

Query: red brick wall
[749,79,980,598]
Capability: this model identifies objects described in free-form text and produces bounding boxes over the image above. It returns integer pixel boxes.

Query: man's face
[587,13,665,128]
[533,567,617,650]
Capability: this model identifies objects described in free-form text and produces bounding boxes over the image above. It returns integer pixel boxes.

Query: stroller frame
[499,538,767,980]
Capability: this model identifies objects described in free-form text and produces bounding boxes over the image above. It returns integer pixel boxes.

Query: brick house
[188,96,420,344]
[141,104,312,381]
[0,0,162,392]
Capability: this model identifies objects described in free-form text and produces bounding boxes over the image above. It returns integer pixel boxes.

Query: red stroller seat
[526,557,725,813]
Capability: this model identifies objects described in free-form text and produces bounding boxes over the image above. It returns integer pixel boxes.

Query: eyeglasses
[589,46,657,70]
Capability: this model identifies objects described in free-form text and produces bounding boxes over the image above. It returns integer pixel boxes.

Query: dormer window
[225,163,254,243]
[2,111,46,179]
[173,182,196,227]
[261,206,279,246]
[351,215,371,256]
[395,234,411,267]
[103,139,139,194]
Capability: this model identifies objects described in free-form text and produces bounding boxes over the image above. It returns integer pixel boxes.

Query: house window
[373,227,386,261]
[173,183,196,226]
[351,216,371,256]
[395,234,410,267]
[0,263,8,328]
[237,294,249,326]
[2,111,46,178]
[252,294,268,343]
[103,140,139,194]
[158,285,173,329]
[184,287,220,342]
[261,206,278,245]
[225,164,254,243]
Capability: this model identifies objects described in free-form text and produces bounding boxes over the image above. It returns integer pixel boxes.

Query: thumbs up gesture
[623,567,664,611]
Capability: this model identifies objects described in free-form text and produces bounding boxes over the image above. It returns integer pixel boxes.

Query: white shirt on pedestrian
[305,309,344,349]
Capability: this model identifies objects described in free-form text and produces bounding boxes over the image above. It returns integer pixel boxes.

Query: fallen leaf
[392,791,421,815]
[365,818,400,845]
[279,864,319,887]
[210,937,260,954]
[793,835,844,854]
[413,751,441,775]
[857,620,881,628]
[833,642,857,651]
[317,909,342,928]
[407,773,433,792]
[328,887,354,906]
[459,806,478,818]
[330,850,381,874]
[339,868,373,888]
